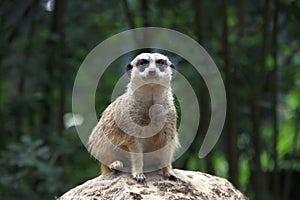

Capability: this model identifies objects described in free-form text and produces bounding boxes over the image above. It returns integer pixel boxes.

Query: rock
[57,169,247,200]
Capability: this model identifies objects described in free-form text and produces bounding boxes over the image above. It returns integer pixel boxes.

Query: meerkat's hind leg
[162,165,177,181]
[101,164,113,175]
[109,160,124,171]
[160,142,178,181]
[101,161,124,175]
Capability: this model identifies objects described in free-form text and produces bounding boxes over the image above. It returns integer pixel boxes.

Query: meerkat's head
[126,53,176,88]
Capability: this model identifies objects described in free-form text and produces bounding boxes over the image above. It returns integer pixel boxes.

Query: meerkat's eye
[136,59,149,72]
[156,59,167,66]
[156,59,167,71]
[137,59,149,66]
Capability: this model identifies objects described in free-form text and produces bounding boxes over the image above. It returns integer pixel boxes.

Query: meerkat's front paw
[132,173,146,183]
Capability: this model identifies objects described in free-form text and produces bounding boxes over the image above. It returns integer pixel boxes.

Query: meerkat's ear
[126,63,133,78]
[170,64,176,79]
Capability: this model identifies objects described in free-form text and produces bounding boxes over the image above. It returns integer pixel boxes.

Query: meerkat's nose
[148,68,156,76]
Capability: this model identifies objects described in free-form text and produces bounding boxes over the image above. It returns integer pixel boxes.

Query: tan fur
[87,53,179,182]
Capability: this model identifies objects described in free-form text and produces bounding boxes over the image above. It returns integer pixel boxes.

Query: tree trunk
[271,0,279,199]
[54,0,67,136]
[12,0,39,139]
[42,0,67,141]
[193,0,214,175]
[122,0,135,29]
[194,0,205,43]
[251,0,271,199]
[139,0,151,52]
[222,0,239,187]
[283,109,300,200]
[140,0,150,27]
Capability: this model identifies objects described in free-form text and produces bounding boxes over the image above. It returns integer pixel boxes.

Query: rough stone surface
[57,169,247,200]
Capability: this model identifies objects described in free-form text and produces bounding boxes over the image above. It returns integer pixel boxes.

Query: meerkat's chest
[122,88,175,136]
[128,103,155,126]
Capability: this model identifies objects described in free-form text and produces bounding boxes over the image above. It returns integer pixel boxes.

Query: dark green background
[1,0,299,199]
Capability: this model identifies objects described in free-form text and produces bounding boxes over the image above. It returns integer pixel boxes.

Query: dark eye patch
[136,59,149,72]
[156,59,167,65]
[137,59,149,66]
[156,59,167,71]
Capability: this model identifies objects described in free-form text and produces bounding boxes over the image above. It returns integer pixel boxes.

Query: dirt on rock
[57,169,247,200]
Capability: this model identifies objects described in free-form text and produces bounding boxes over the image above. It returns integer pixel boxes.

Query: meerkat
[87,53,180,183]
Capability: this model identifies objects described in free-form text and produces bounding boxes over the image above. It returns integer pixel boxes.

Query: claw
[169,174,177,181]
[133,173,146,183]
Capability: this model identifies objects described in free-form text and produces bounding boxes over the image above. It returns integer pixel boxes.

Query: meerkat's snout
[146,66,158,78]
[147,67,156,75]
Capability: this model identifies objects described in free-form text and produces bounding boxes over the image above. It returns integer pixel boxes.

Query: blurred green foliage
[0,0,300,199]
